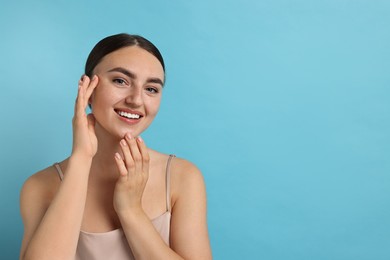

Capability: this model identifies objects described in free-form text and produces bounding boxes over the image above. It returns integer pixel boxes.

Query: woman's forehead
[95,46,164,78]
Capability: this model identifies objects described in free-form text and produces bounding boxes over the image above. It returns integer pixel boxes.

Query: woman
[20,33,212,260]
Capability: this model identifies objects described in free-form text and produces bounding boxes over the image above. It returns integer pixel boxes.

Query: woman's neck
[90,124,123,180]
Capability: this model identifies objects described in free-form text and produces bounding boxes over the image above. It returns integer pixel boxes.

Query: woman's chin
[116,129,141,139]
[95,123,144,141]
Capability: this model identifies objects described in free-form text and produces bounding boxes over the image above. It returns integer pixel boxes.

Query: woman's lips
[115,109,143,124]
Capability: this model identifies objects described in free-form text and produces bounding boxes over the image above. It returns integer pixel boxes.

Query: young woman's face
[90,46,165,139]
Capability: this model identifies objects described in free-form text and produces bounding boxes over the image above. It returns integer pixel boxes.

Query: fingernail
[120,139,127,146]
[115,152,122,160]
[137,136,144,143]
[126,133,132,139]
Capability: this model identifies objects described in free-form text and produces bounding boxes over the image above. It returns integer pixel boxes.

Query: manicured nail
[137,136,144,143]
[115,152,122,160]
[126,133,132,139]
[120,139,127,146]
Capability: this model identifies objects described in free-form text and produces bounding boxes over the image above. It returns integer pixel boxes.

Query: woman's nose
[125,87,143,107]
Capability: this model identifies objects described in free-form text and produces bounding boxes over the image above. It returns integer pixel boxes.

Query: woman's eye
[113,78,127,86]
[146,87,159,94]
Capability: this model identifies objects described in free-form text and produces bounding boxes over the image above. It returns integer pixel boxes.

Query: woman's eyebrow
[107,67,136,79]
[148,77,164,86]
[107,67,164,86]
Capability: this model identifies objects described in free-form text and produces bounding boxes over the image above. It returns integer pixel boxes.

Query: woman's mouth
[115,109,143,120]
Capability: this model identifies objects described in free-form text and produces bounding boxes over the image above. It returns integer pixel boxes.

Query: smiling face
[90,46,165,139]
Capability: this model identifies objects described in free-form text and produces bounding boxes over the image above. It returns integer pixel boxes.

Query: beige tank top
[53,155,175,260]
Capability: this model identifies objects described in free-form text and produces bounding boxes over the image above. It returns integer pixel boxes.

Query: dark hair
[85,33,165,77]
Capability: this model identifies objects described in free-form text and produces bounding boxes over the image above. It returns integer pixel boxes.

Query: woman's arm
[20,156,92,260]
[169,159,212,259]
[113,134,212,260]
[20,76,98,260]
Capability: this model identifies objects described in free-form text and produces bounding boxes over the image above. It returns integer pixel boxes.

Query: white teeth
[118,111,140,119]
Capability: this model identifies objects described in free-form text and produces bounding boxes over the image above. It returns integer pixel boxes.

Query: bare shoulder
[169,156,206,203]
[19,164,64,258]
[20,164,62,212]
[21,164,61,192]
[148,149,206,199]
[165,155,212,258]
[171,156,203,178]
[149,149,204,181]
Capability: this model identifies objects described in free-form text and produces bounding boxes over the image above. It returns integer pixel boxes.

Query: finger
[76,76,90,117]
[120,138,135,175]
[79,75,91,108]
[125,133,142,175]
[85,75,99,106]
[136,136,150,174]
[75,83,85,118]
[114,153,128,182]
[74,77,84,114]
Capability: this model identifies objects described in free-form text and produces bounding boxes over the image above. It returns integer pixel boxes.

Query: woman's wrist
[117,206,145,223]
[69,152,94,168]
[70,151,94,162]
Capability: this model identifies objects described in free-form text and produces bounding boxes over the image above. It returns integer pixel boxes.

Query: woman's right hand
[71,75,99,158]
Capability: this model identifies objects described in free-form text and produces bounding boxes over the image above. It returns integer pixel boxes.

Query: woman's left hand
[113,133,150,214]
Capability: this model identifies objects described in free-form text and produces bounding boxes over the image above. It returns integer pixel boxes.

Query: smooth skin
[20,46,212,260]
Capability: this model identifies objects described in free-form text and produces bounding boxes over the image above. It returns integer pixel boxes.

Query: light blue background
[1,0,389,259]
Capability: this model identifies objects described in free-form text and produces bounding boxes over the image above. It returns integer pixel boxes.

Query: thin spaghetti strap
[53,163,64,181]
[165,155,175,212]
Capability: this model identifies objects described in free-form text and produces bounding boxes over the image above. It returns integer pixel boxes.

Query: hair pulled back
[85,33,165,77]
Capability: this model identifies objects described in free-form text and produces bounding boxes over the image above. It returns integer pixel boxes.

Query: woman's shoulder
[171,156,202,177]
[21,162,63,203]
[150,151,206,202]
[160,153,208,221]
[149,149,203,177]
